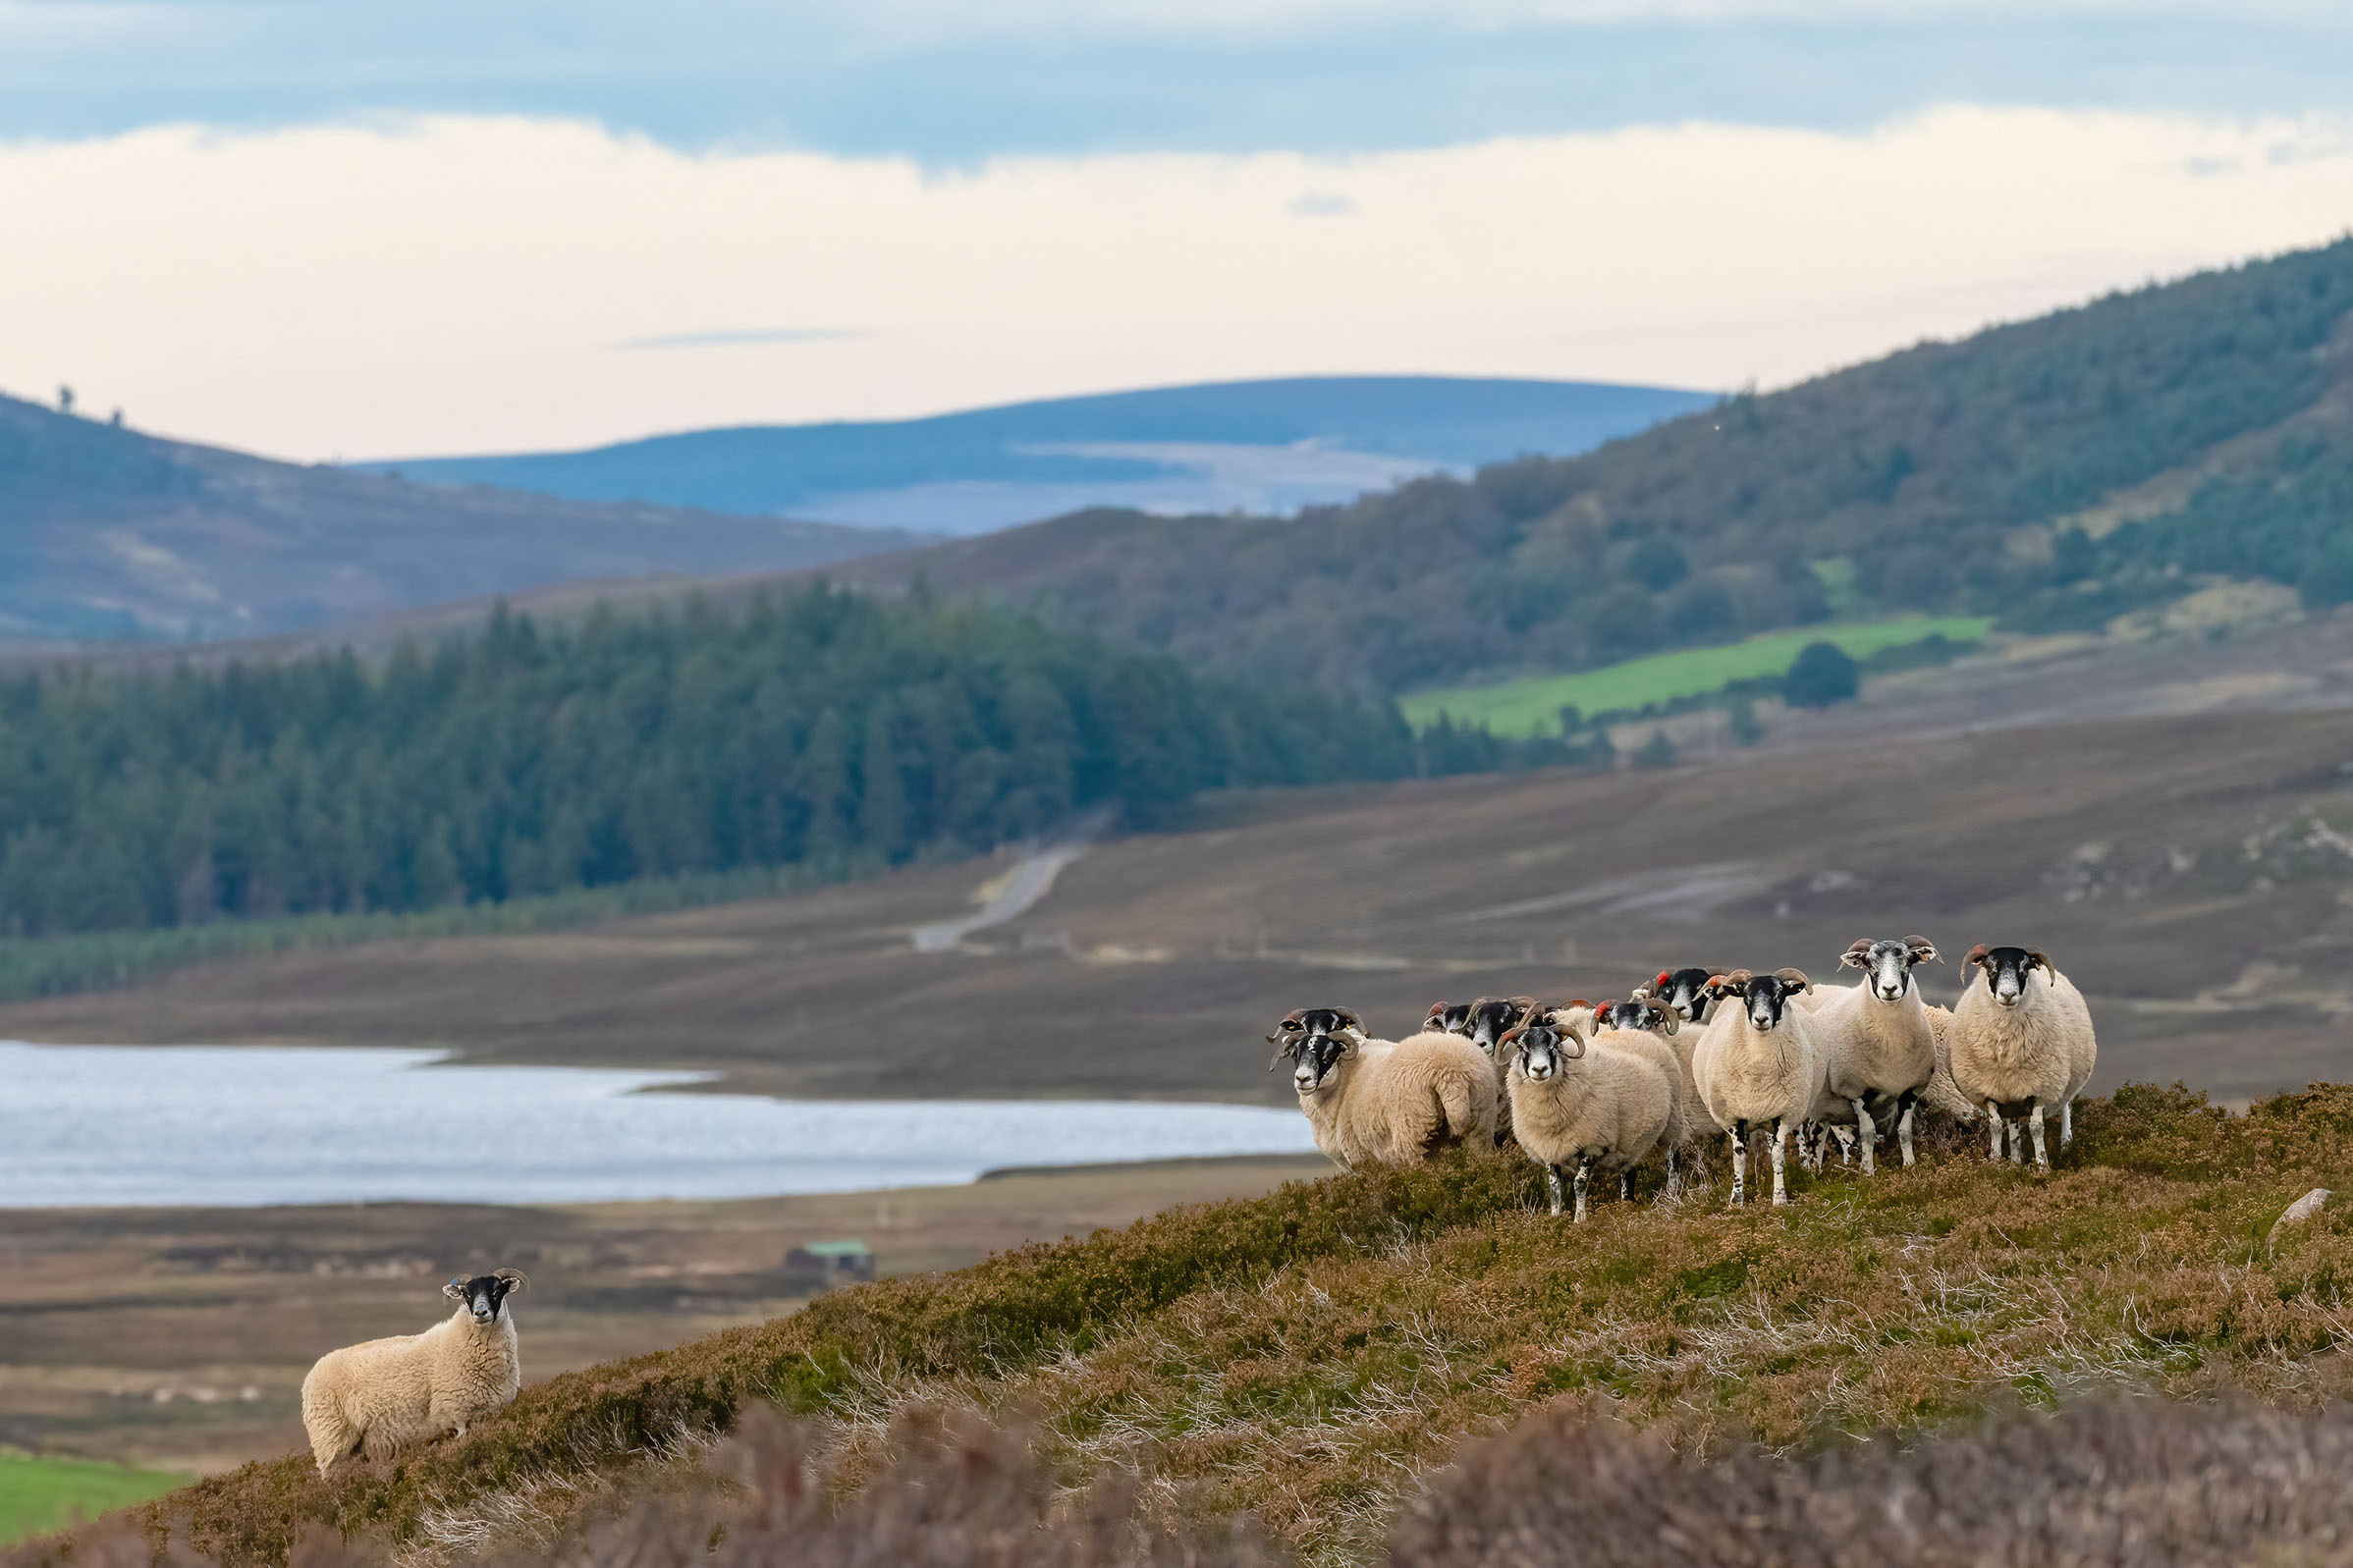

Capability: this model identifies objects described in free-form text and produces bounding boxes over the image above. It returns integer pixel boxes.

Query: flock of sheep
[287,935,2096,1477]
[1266,938,2099,1220]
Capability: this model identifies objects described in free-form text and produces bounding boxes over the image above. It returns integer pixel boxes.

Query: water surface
[0,1042,1316,1208]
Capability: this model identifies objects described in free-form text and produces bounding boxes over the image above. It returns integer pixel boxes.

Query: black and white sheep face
[1966,945,2048,1008]
[1600,998,1675,1035]
[1464,997,1527,1057]
[1425,1000,1474,1036]
[1841,935,1940,1002]
[1709,968,1810,1030]
[1511,1024,1582,1083]
[443,1270,525,1325]
[1651,967,1717,1022]
[1275,1030,1351,1093]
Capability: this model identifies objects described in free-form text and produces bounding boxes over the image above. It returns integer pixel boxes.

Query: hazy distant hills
[0,396,919,645]
[606,239,2353,697]
[361,377,1718,535]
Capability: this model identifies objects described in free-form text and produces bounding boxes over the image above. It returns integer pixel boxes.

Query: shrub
[1780,642,1860,708]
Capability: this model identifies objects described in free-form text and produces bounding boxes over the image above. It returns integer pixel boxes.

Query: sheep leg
[2007,1113,2025,1164]
[1851,1099,1877,1176]
[1573,1160,1592,1223]
[1895,1093,1919,1168]
[1728,1124,1748,1206]
[1663,1145,1680,1203]
[1618,1168,1632,1203]
[1986,1102,2004,1162]
[1770,1120,1791,1206]
[2060,1100,2074,1150]
[2029,1103,2051,1170]
[1830,1123,1857,1167]
[1546,1163,1568,1217]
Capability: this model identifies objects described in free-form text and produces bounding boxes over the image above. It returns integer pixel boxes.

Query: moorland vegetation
[31,1081,2346,1568]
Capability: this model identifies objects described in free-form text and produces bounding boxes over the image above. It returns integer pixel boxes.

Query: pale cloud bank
[5,105,2350,460]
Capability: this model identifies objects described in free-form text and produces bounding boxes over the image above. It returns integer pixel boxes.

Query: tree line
[0,588,1568,939]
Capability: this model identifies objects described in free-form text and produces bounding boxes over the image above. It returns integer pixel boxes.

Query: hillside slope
[364,377,1716,535]
[66,1085,2353,1567]
[557,239,2353,697]
[0,396,917,645]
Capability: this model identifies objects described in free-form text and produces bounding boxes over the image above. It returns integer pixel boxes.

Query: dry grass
[19,1084,2353,1567]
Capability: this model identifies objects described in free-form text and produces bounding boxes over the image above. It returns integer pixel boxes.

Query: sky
[6,1,2353,460]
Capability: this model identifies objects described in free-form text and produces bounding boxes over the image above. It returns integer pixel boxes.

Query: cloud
[616,327,861,351]
[4,106,2351,461]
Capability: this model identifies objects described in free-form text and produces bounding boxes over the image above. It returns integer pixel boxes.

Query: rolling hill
[360,376,1718,536]
[0,395,918,645]
[465,238,2353,700]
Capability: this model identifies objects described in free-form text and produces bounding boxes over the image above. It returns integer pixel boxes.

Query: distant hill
[361,376,1718,535]
[575,238,2353,697]
[0,396,918,645]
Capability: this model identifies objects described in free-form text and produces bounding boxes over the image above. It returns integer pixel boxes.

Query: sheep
[1266,1007,1499,1167]
[1641,966,1724,1028]
[1801,935,1943,1174]
[1498,1017,1675,1220]
[1690,968,1819,1206]
[1919,1001,1980,1123]
[301,1269,527,1476]
[1429,995,1538,1146]
[1946,945,2097,1169]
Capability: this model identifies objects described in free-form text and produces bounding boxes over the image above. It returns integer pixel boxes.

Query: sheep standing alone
[1691,968,1819,1207]
[1267,1007,1499,1167]
[1946,945,2098,1169]
[1501,1018,1674,1220]
[1803,935,1943,1174]
[301,1270,526,1476]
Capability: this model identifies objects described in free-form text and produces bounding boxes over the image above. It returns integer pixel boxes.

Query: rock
[2268,1187,2333,1255]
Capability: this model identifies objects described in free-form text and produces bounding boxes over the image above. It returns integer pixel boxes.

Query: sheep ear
[1840,940,1873,968]
[1335,1008,1366,1035]
[1774,967,1811,993]
[494,1269,528,1293]
[2025,949,2052,971]
[1963,944,1990,967]
[444,1276,467,1301]
[1906,936,1941,964]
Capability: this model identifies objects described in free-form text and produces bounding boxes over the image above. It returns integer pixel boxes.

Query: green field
[1398,616,1994,736]
[0,1454,192,1544]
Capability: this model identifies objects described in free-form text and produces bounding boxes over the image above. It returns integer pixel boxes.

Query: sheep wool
[1691,970,1819,1207]
[1505,1023,1675,1220]
[301,1272,524,1475]
[1291,1030,1500,1168]
[1946,946,2097,1169]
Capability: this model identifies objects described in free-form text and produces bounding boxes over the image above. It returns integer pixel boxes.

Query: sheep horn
[1906,935,1942,963]
[1774,966,1811,992]
[1964,944,1990,966]
[1841,939,1875,966]
[1334,1008,1367,1036]
[1718,969,1752,988]
[2025,948,2052,971]
[493,1269,529,1292]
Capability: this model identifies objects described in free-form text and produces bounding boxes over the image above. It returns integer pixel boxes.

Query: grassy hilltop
[39,1083,2348,1567]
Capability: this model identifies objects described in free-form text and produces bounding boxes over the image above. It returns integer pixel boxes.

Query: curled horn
[1714,969,1752,992]
[1773,966,1811,993]
[1963,944,1990,967]
[493,1268,529,1293]
[1905,935,1942,964]
[2025,948,2052,971]
[1333,1007,1367,1038]
[1840,938,1874,968]
[1267,1044,1292,1071]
